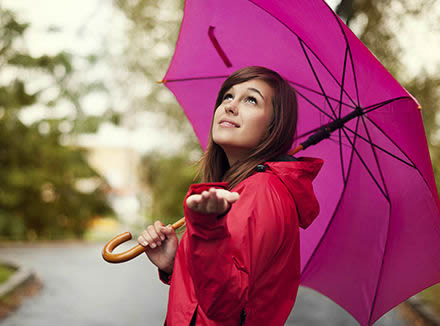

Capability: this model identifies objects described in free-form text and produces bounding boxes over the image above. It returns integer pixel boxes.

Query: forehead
[228,79,273,96]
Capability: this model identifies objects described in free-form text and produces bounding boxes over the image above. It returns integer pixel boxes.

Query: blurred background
[0,0,439,325]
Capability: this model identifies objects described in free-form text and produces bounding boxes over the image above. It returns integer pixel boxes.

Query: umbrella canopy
[161,0,440,325]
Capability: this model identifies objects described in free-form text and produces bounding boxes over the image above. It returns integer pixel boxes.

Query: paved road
[0,242,406,325]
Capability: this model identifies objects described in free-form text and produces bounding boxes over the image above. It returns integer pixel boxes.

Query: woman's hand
[137,221,178,275]
[186,187,240,215]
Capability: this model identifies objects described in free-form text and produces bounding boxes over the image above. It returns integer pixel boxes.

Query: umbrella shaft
[300,106,363,150]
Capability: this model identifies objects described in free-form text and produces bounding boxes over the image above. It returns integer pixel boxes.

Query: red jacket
[160,157,323,325]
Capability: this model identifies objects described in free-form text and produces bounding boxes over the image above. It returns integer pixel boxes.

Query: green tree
[0,7,113,240]
[113,0,202,223]
[139,152,199,225]
[113,0,197,144]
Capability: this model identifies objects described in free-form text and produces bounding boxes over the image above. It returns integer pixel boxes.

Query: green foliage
[113,0,197,140]
[0,265,15,284]
[405,73,440,189]
[419,283,440,316]
[0,80,37,109]
[139,152,200,225]
[8,52,73,75]
[0,7,113,240]
[113,0,203,224]
[0,118,112,240]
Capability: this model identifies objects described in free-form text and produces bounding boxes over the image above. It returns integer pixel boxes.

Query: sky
[2,0,439,153]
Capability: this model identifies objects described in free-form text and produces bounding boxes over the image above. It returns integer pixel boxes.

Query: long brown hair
[199,66,298,189]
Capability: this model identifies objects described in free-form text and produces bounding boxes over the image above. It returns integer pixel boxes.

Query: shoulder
[236,170,288,193]
[233,172,293,213]
[227,172,296,237]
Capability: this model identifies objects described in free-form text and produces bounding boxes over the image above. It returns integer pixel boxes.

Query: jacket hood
[266,157,323,229]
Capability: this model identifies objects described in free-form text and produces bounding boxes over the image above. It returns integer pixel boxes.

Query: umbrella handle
[102,217,186,263]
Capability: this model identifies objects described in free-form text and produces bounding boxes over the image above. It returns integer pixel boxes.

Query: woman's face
[212,79,274,164]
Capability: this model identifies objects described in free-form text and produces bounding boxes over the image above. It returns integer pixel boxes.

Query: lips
[219,119,240,128]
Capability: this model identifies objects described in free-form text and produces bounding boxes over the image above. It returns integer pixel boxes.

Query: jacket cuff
[158,268,172,285]
[186,182,229,196]
[184,182,230,239]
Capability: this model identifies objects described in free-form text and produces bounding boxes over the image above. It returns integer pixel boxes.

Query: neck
[222,146,249,167]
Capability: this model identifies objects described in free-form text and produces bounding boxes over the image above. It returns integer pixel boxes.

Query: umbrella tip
[157,80,167,84]
[417,105,422,110]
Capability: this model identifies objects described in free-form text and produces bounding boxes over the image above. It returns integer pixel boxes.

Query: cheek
[211,109,220,129]
[247,113,272,143]
[213,107,223,124]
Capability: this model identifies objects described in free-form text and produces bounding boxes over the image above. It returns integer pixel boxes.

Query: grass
[0,265,15,285]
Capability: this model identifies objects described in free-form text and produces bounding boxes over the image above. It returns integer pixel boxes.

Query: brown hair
[199,66,298,189]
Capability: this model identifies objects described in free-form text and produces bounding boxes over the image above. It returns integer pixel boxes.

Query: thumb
[226,191,240,203]
[161,225,177,237]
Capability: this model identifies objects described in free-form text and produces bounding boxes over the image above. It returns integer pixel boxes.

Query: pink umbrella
[161,0,440,325]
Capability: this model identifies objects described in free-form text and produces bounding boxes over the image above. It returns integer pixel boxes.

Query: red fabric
[160,158,323,325]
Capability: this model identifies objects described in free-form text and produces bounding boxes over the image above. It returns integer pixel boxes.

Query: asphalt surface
[0,242,406,325]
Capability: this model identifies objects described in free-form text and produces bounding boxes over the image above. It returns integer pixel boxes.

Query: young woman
[138,66,323,325]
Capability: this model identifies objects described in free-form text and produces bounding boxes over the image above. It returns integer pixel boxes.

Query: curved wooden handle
[102,217,186,263]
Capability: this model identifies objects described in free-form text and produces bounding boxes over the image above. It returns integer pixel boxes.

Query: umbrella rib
[165,75,356,109]
[368,218,390,326]
[363,116,417,168]
[339,128,347,183]
[359,116,440,217]
[360,115,391,324]
[326,0,361,106]
[338,45,349,119]
[340,124,390,200]
[299,39,357,108]
[164,82,416,175]
[295,90,416,169]
[368,204,392,325]
[247,0,358,108]
[326,134,353,150]
[299,40,338,120]
[287,79,356,109]
[348,43,361,106]
[360,115,390,198]
[295,90,338,124]
[363,96,413,114]
[342,126,416,169]
[301,116,360,277]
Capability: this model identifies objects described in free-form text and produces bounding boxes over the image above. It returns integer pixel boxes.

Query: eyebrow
[247,87,265,100]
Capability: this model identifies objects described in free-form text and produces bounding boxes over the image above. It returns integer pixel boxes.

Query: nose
[225,102,238,115]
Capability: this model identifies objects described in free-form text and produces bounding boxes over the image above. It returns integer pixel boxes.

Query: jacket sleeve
[183,177,294,321]
[158,268,172,285]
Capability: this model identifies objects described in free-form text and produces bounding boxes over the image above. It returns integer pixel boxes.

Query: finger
[201,190,210,201]
[226,191,240,202]
[206,188,220,213]
[154,220,165,241]
[138,229,152,247]
[137,234,149,247]
[146,225,161,248]
[217,189,240,203]
[161,224,177,238]
[187,194,202,210]
[198,191,211,212]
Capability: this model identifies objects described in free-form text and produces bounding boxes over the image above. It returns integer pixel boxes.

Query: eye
[223,93,233,101]
[245,96,257,104]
